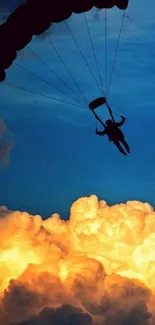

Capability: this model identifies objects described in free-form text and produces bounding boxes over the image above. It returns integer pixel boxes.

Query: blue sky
[0,0,155,218]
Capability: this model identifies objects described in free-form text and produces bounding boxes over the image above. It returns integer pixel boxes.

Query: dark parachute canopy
[0,0,128,82]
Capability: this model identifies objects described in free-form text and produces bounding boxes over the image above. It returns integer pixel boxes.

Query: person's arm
[96,128,106,136]
[116,116,126,127]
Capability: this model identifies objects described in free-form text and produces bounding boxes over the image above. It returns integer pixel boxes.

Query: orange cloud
[0,195,155,324]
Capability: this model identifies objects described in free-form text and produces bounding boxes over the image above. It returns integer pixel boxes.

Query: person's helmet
[106,119,112,126]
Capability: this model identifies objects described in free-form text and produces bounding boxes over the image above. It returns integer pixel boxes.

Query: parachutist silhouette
[96,116,130,156]
[90,98,130,156]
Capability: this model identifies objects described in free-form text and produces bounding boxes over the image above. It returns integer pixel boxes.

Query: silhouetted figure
[96,116,130,156]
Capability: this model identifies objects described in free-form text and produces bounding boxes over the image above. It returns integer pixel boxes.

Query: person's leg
[117,132,130,154]
[122,140,130,153]
[113,140,127,155]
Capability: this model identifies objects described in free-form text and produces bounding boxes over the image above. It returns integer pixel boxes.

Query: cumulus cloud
[0,195,155,324]
[11,304,93,325]
[0,119,13,167]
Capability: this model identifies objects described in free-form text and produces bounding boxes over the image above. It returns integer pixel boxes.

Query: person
[96,115,130,156]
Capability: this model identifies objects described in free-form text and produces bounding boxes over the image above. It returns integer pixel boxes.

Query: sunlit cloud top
[0,195,155,324]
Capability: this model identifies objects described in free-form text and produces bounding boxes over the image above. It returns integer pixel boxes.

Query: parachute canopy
[0,0,129,82]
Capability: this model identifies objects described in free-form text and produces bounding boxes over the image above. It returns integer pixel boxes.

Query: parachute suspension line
[106,10,126,99]
[27,45,84,106]
[64,21,103,98]
[47,37,88,107]
[83,13,104,94]
[104,9,108,97]
[95,117,98,130]
[3,82,86,109]
[14,62,84,107]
